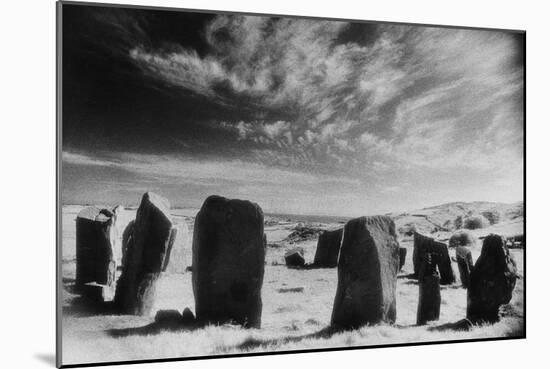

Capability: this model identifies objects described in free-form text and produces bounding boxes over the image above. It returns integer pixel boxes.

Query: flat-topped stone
[192,195,265,328]
[313,228,343,268]
[75,206,117,293]
[413,232,455,285]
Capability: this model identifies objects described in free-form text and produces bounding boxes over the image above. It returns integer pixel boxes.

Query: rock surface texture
[331,216,400,328]
[285,247,306,267]
[467,234,518,323]
[413,232,455,285]
[417,253,441,325]
[75,206,117,301]
[313,228,343,267]
[456,246,474,288]
[192,195,266,328]
[114,192,174,315]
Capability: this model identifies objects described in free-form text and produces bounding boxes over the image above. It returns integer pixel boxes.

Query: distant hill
[390,201,524,240]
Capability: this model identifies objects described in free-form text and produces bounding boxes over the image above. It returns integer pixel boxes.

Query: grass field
[60,206,524,366]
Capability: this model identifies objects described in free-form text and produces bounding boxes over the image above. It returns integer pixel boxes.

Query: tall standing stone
[313,228,343,267]
[467,234,518,323]
[164,222,190,274]
[331,216,400,328]
[75,207,117,296]
[192,195,265,328]
[121,219,135,268]
[436,241,456,285]
[456,247,474,288]
[413,232,455,285]
[417,252,441,325]
[114,192,174,315]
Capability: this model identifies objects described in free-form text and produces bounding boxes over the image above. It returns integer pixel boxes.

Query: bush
[463,216,488,230]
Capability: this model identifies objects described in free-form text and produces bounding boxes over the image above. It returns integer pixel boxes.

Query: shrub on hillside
[463,216,488,230]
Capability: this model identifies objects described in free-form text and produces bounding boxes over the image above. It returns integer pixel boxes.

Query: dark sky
[61,3,524,216]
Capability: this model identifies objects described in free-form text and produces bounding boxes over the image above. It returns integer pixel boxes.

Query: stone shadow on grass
[107,309,200,337]
[285,263,323,270]
[107,320,202,338]
[233,322,426,352]
[107,322,202,338]
[235,325,343,351]
[428,318,474,332]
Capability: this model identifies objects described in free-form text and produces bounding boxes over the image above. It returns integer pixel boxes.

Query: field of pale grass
[60,206,524,366]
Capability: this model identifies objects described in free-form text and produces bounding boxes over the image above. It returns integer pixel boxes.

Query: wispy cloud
[69,11,523,213]
[62,150,361,187]
[126,17,522,177]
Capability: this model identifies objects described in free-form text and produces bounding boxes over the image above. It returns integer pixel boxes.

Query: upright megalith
[399,247,407,271]
[417,252,441,325]
[121,219,135,268]
[413,232,455,285]
[164,222,190,274]
[437,241,456,285]
[114,192,174,315]
[331,216,400,329]
[313,228,343,267]
[450,230,476,288]
[467,234,518,323]
[75,206,117,300]
[192,195,265,328]
[456,247,474,288]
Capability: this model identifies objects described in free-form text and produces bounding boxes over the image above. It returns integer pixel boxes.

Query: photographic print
[57,1,525,367]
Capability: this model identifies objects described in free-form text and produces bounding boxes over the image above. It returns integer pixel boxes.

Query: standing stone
[467,234,518,323]
[75,207,117,299]
[331,216,400,328]
[413,232,455,285]
[399,247,407,271]
[313,228,343,267]
[456,247,474,288]
[285,247,305,267]
[192,195,265,328]
[121,219,135,268]
[436,241,456,285]
[417,252,441,325]
[164,222,190,274]
[114,192,174,315]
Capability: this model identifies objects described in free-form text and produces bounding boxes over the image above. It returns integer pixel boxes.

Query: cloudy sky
[61,4,524,216]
